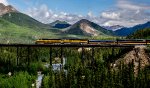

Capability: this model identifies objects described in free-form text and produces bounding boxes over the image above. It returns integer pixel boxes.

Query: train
[35,39,150,45]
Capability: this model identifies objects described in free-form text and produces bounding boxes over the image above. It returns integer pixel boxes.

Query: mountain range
[0,3,150,43]
[115,21,150,36]
[63,19,114,36]
[127,28,150,39]
[49,20,71,29]
[103,25,124,31]
[0,3,115,43]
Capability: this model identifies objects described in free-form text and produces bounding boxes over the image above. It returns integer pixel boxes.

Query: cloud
[0,0,9,5]
[87,11,93,17]
[25,0,150,27]
[101,9,150,27]
[117,0,150,10]
[26,4,85,24]
[26,4,54,23]
[101,12,120,20]
[103,20,146,27]
[101,0,150,27]
[26,4,104,26]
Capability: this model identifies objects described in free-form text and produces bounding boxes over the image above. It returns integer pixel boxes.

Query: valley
[0,2,150,88]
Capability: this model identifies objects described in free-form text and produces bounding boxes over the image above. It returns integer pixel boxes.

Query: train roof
[89,40,115,42]
[38,39,88,40]
[117,39,146,41]
[39,39,61,40]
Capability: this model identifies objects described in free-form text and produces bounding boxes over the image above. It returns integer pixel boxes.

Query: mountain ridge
[103,25,124,31]
[49,20,71,29]
[0,3,17,16]
[63,19,114,36]
[115,21,150,36]
[1,12,51,29]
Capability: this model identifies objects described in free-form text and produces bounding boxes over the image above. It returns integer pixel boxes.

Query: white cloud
[25,4,104,25]
[101,9,150,27]
[25,0,150,27]
[26,4,54,23]
[26,4,85,24]
[87,11,93,17]
[0,0,9,5]
[117,0,150,10]
[100,0,150,27]
[101,12,120,20]
[103,20,146,27]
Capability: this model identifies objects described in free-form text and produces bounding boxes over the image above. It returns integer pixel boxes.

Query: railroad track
[0,43,145,47]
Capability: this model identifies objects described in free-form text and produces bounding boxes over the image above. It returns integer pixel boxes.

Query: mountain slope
[1,12,51,29]
[127,28,150,39]
[103,25,124,31]
[114,46,150,75]
[0,3,17,15]
[50,20,71,29]
[63,19,114,36]
[115,21,150,36]
[0,18,58,44]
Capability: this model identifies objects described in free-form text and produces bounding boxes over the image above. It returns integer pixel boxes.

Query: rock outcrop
[113,45,150,75]
[0,3,17,16]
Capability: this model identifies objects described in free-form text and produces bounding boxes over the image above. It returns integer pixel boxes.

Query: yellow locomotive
[35,39,88,44]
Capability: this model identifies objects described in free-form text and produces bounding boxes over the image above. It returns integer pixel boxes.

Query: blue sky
[1,0,150,27]
[8,0,116,15]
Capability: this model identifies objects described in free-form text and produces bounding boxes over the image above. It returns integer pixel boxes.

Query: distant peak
[6,5,14,8]
[53,20,67,23]
[55,20,61,22]
[75,19,92,26]
[146,21,150,23]
[0,3,17,16]
[0,3,5,6]
[103,25,124,31]
[79,19,90,22]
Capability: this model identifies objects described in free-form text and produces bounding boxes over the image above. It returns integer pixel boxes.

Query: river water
[36,57,67,88]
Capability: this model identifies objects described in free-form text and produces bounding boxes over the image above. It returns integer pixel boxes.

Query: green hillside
[0,12,116,44]
[0,18,59,44]
[1,12,51,29]
[127,28,150,39]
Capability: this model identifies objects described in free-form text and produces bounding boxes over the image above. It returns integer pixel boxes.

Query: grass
[0,71,36,88]
[0,18,61,44]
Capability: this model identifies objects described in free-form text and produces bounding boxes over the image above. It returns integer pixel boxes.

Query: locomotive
[35,39,88,44]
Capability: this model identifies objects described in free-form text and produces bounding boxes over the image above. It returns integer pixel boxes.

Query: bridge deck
[0,44,135,47]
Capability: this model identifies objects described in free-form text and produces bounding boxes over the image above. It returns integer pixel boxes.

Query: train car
[63,39,88,44]
[146,39,150,44]
[88,40,116,45]
[117,39,146,45]
[35,39,62,44]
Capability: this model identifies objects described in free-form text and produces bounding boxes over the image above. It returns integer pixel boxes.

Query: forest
[0,46,149,88]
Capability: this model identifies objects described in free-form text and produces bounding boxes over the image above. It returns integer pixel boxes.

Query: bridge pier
[112,48,114,59]
[91,47,95,66]
[27,46,30,66]
[81,47,84,64]
[49,47,52,66]
[16,47,19,66]
[60,47,63,66]
[49,47,64,66]
[16,46,31,67]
